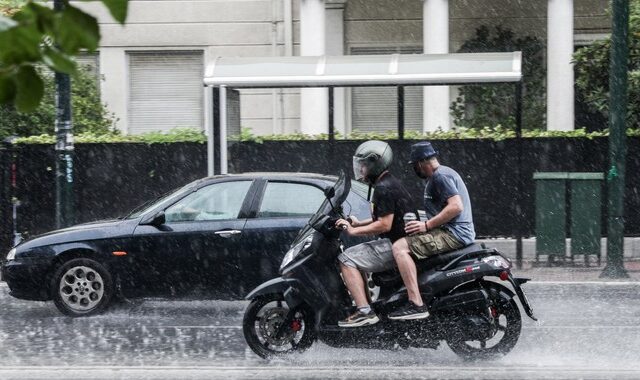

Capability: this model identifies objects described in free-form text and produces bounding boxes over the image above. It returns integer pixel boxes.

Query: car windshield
[350,179,371,200]
[124,180,201,219]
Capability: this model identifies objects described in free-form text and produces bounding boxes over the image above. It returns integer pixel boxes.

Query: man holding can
[388,141,475,320]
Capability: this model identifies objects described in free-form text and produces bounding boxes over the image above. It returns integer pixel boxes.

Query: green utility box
[569,173,604,265]
[534,172,604,265]
[534,173,568,262]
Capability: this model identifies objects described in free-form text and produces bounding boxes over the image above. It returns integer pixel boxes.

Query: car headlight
[6,248,16,261]
[280,235,314,270]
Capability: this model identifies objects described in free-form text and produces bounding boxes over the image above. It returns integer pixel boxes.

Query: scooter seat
[372,243,486,287]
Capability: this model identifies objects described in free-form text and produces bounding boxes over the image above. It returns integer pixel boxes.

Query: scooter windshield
[290,171,350,245]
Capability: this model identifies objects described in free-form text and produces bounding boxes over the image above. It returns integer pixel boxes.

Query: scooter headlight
[280,235,314,270]
[481,255,511,269]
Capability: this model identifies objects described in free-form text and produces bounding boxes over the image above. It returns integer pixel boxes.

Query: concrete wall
[344,0,610,52]
[76,0,610,135]
[75,0,300,135]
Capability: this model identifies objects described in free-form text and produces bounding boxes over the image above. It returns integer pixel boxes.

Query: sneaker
[338,309,380,328]
[388,301,430,320]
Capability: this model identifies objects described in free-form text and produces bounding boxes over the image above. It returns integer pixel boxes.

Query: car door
[130,180,255,298]
[239,180,328,292]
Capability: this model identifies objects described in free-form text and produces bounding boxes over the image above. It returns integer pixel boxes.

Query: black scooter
[243,173,537,360]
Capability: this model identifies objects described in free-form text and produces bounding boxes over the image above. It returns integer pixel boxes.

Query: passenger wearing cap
[387,141,476,321]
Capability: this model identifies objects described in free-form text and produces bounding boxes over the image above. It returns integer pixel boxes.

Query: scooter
[242,172,537,360]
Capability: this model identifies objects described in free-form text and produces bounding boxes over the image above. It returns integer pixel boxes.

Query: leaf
[15,65,44,112]
[0,24,42,64]
[56,4,100,54]
[43,46,77,74]
[25,2,57,35]
[0,72,17,104]
[101,0,128,24]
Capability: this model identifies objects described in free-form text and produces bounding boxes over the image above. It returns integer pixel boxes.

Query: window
[350,46,423,134]
[258,182,325,218]
[128,51,204,134]
[165,181,251,222]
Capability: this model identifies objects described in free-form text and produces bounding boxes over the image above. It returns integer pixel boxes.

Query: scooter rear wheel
[446,282,522,360]
[243,293,316,359]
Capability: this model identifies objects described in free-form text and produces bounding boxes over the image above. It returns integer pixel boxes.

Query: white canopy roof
[204,51,522,88]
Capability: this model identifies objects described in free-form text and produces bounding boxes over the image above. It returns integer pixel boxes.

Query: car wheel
[365,272,381,302]
[51,258,114,317]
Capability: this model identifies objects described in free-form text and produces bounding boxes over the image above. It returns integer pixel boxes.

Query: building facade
[75,0,611,136]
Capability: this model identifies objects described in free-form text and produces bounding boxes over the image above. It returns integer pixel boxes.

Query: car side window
[258,182,325,218]
[165,181,252,222]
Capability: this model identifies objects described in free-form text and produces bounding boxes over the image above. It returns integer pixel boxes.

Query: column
[300,0,328,135]
[326,0,347,136]
[423,0,450,132]
[547,0,574,131]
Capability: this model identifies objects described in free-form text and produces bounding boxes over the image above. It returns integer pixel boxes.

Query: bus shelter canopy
[204,51,522,88]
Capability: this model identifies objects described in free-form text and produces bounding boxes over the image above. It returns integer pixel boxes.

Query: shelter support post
[219,85,228,175]
[328,86,335,141]
[205,86,214,177]
[515,82,523,269]
[398,86,405,140]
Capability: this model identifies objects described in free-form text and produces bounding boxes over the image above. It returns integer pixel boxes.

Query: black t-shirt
[371,173,416,243]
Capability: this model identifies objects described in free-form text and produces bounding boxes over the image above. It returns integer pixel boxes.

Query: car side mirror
[141,211,165,227]
[324,186,335,199]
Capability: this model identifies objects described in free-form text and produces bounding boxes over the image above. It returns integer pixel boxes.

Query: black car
[2,173,372,317]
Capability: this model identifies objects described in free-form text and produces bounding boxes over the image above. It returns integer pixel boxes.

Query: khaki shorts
[405,228,464,260]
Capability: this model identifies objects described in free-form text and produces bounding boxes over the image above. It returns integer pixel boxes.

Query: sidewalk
[512,261,640,282]
[475,237,640,282]
[477,237,640,259]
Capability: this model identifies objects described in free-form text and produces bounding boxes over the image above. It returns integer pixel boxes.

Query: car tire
[51,258,114,317]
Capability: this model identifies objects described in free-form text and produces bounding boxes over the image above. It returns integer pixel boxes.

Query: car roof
[203,172,338,182]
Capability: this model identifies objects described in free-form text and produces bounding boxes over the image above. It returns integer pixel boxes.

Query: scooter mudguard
[507,274,537,321]
[244,277,301,301]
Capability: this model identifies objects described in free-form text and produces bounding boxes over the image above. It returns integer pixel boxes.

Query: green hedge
[12,126,640,145]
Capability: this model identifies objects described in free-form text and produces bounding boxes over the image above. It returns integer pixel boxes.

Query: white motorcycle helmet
[352,140,393,184]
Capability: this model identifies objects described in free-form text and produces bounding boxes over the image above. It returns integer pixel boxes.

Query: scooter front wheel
[243,293,316,359]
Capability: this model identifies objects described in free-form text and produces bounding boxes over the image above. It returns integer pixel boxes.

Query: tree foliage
[451,26,546,130]
[573,0,640,129]
[0,64,115,139]
[0,0,128,112]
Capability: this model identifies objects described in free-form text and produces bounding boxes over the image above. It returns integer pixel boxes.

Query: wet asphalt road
[1,281,640,379]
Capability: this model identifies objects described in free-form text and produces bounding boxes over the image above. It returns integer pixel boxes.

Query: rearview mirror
[141,211,166,227]
[324,186,335,199]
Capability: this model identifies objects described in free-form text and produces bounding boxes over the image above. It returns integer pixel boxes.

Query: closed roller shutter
[128,51,203,134]
[350,47,423,133]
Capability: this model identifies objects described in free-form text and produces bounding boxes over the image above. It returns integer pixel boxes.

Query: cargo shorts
[405,228,464,260]
[337,238,397,273]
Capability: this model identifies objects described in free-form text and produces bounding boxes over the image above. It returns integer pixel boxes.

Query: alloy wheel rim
[253,301,306,352]
[58,266,105,312]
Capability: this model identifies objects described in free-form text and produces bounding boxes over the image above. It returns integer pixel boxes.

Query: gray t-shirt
[423,165,476,245]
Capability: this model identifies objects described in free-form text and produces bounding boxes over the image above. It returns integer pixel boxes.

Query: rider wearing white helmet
[335,140,416,328]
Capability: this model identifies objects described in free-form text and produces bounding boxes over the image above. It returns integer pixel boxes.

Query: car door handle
[215,230,242,238]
